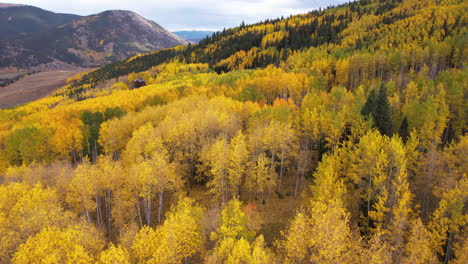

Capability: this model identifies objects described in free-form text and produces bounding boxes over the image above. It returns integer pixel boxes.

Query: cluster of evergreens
[0,0,466,263]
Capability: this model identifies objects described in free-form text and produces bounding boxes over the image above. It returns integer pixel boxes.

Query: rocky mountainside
[0,4,80,40]
[0,8,188,69]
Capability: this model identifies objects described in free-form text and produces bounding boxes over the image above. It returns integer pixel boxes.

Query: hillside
[0,0,466,263]
[0,4,80,40]
[0,9,188,68]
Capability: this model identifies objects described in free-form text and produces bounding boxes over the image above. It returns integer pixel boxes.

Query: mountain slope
[65,0,466,91]
[0,4,80,40]
[0,9,188,68]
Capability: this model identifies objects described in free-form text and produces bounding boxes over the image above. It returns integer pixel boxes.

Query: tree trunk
[96,195,103,227]
[136,197,143,228]
[294,166,300,198]
[85,209,91,223]
[366,174,372,234]
[93,141,98,164]
[278,147,285,192]
[146,198,152,227]
[107,190,112,236]
[158,190,164,225]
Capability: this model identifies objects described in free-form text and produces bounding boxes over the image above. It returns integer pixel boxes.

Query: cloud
[9,0,351,31]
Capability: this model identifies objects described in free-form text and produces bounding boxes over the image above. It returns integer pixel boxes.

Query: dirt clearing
[0,70,82,109]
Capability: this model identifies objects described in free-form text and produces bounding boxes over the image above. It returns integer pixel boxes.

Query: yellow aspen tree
[366,231,393,264]
[269,120,296,192]
[429,177,467,262]
[213,198,253,242]
[277,212,309,264]
[124,123,180,226]
[228,131,249,197]
[403,218,437,264]
[94,156,123,235]
[12,224,103,264]
[206,138,230,203]
[127,160,155,227]
[214,237,252,264]
[451,236,468,264]
[98,243,131,264]
[279,153,363,264]
[347,130,388,232]
[251,235,274,264]
[0,183,31,262]
[132,197,204,264]
[146,138,180,225]
[151,197,204,264]
[308,197,362,264]
[124,124,158,226]
[2,184,72,262]
[386,136,414,262]
[246,153,276,204]
[66,159,98,223]
[131,226,159,263]
[307,160,363,264]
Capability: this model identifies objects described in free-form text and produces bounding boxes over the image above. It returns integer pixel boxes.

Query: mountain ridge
[0,4,80,40]
[0,6,188,69]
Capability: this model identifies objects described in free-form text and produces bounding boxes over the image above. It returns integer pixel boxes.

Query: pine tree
[399,116,410,143]
[361,90,377,118]
[375,86,393,137]
[361,86,393,136]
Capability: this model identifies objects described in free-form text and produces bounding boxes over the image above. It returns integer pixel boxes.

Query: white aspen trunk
[158,190,164,225]
[146,198,151,227]
[367,174,372,234]
[107,190,112,236]
[278,147,285,192]
[96,195,103,227]
[136,197,143,228]
[85,209,91,223]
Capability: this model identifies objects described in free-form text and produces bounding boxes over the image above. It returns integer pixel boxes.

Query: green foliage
[362,86,393,137]
[375,86,393,137]
[238,85,264,102]
[399,116,410,143]
[5,126,52,165]
[213,198,254,242]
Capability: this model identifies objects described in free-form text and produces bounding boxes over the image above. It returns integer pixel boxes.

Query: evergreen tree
[375,86,393,137]
[361,86,393,137]
[399,116,410,143]
[361,90,377,117]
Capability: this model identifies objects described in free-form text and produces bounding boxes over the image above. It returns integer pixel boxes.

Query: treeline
[61,0,465,101]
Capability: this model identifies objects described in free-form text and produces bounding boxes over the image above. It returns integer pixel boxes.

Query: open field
[0,70,27,80]
[0,70,82,109]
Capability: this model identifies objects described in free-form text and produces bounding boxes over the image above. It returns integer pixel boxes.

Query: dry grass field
[0,70,82,109]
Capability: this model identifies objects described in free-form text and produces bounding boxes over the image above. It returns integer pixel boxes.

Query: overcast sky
[8,0,351,31]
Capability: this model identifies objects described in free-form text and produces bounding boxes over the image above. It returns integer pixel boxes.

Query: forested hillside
[0,0,466,263]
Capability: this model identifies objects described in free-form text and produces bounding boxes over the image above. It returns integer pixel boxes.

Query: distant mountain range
[0,4,188,69]
[173,31,216,43]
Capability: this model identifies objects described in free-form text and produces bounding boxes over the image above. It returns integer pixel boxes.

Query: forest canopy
[0,0,466,263]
